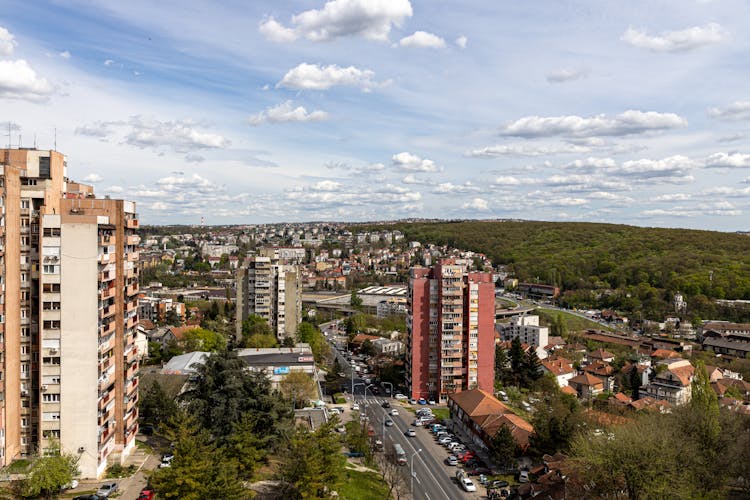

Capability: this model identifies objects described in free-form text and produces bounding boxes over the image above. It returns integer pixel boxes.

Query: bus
[393,443,407,466]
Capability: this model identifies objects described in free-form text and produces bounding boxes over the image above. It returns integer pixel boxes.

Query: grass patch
[338,467,389,500]
[432,408,449,421]
[8,459,30,474]
[333,393,347,404]
[535,308,613,334]
[105,463,138,478]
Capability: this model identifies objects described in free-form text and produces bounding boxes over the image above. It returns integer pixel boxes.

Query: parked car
[62,479,79,490]
[412,419,423,427]
[394,393,408,400]
[74,496,101,500]
[96,483,118,498]
[405,429,416,437]
[138,489,156,500]
[390,409,399,416]
[518,470,530,483]
[381,401,391,409]
[428,399,436,405]
[460,477,477,492]
[438,436,452,445]
[409,399,417,405]
[418,398,427,405]
[446,455,458,466]
[351,403,360,411]
[466,467,492,476]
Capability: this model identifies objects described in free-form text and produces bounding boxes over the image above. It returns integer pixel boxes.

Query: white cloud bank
[0,59,54,101]
[399,31,445,48]
[259,0,413,43]
[622,23,726,52]
[0,26,16,56]
[277,63,379,91]
[391,152,442,172]
[249,101,329,125]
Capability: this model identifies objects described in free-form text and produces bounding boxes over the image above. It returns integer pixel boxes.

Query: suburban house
[587,348,615,364]
[541,356,576,387]
[641,358,695,405]
[567,372,605,400]
[582,360,616,392]
[448,389,534,452]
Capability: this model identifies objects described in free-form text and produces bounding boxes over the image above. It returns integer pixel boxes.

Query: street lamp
[410,448,423,495]
[382,381,393,398]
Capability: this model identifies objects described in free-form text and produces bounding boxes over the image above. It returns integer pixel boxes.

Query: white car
[351,403,360,411]
[394,394,408,400]
[62,479,79,490]
[390,409,399,416]
[405,429,416,437]
[460,477,477,492]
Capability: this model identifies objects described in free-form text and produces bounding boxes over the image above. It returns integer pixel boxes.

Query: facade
[406,260,495,402]
[236,256,301,342]
[497,315,549,360]
[237,345,318,391]
[641,358,695,405]
[0,148,138,477]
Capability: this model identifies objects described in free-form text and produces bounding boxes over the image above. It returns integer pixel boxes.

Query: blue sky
[1,0,750,230]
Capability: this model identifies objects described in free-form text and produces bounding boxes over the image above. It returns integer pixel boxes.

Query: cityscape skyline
[1,1,750,230]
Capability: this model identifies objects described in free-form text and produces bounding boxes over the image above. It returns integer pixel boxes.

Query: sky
[1,0,750,230]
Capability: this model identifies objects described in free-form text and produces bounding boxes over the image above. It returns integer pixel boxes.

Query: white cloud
[500,110,687,138]
[546,67,588,83]
[0,59,54,101]
[185,153,205,163]
[622,23,726,52]
[432,182,481,194]
[565,157,618,170]
[0,27,16,56]
[654,193,692,201]
[455,35,468,49]
[402,174,432,185]
[277,63,378,91]
[399,31,446,49]
[249,101,329,125]
[59,50,71,59]
[83,173,103,183]
[709,100,750,120]
[391,152,442,172]
[124,116,229,152]
[615,155,694,181]
[260,0,413,42]
[104,59,115,66]
[705,152,750,168]
[105,185,124,194]
[259,17,298,43]
[75,121,118,138]
[285,182,421,207]
[311,180,343,192]
[467,143,590,158]
[151,202,169,211]
[492,176,538,186]
[462,198,489,211]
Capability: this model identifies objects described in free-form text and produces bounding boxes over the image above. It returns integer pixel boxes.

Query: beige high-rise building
[236,255,301,342]
[0,148,139,477]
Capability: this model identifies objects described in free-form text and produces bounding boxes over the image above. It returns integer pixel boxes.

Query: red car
[138,489,156,500]
[460,453,476,463]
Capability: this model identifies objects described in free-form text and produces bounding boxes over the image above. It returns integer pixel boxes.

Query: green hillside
[376,220,750,321]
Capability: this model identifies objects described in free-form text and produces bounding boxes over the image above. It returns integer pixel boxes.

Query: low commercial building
[237,344,319,390]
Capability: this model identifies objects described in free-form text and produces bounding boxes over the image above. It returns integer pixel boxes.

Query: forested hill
[374,220,750,320]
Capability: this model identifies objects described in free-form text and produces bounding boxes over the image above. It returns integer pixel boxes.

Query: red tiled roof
[651,348,680,359]
[561,386,577,396]
[589,348,614,360]
[449,389,510,417]
[569,372,604,388]
[541,357,575,376]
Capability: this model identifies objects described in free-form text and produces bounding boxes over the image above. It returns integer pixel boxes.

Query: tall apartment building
[236,255,301,342]
[0,148,139,478]
[406,259,495,402]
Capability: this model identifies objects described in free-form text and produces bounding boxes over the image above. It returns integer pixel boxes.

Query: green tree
[350,291,363,310]
[494,345,511,385]
[227,411,284,480]
[529,392,581,455]
[280,420,346,498]
[489,425,516,469]
[16,442,79,500]
[150,411,249,500]
[139,380,178,426]
[280,371,318,408]
[629,364,641,400]
[183,327,227,352]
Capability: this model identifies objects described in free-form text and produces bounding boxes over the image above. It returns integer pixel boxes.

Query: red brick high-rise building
[405,259,495,402]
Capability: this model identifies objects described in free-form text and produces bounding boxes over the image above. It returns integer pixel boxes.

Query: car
[74,496,101,500]
[446,455,458,466]
[460,477,477,492]
[359,414,369,422]
[438,436,452,445]
[336,426,346,433]
[412,419,423,427]
[62,479,79,490]
[138,489,156,500]
[351,403,360,411]
[446,441,462,450]
[384,419,394,427]
[428,399,436,405]
[466,467,492,476]
[416,409,433,416]
[418,398,427,405]
[460,453,476,463]
[390,409,399,416]
[490,480,510,489]
[394,393,407,400]
[518,470,530,483]
[405,429,416,437]
[96,483,118,498]
[409,399,417,405]
[381,401,391,409]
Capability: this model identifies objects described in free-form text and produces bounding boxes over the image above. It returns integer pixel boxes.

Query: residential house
[641,358,694,405]
[587,348,614,364]
[541,356,576,387]
[567,372,605,400]
[582,360,616,392]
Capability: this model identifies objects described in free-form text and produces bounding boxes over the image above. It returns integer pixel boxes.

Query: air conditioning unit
[49,348,58,354]
[21,390,28,396]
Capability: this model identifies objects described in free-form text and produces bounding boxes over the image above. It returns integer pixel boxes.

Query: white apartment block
[498,315,549,360]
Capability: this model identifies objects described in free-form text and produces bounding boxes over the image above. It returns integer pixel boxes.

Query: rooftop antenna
[33,134,37,149]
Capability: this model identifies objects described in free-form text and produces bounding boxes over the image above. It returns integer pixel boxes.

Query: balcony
[127,251,139,261]
[97,253,110,264]
[126,283,139,296]
[126,235,140,246]
[126,219,139,229]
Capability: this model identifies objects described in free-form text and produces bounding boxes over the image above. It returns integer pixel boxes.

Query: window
[43,320,60,330]
[21,345,29,355]
[42,357,60,365]
[21,327,29,338]
[43,265,58,274]
[42,412,60,421]
[39,157,51,179]
[20,200,29,209]
[21,273,27,282]
[43,228,61,237]
[43,430,60,439]
[43,283,61,293]
[42,302,60,310]
[21,417,28,428]
[42,375,60,385]
[42,393,60,402]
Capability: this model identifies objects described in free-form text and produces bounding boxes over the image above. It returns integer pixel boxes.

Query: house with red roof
[568,372,605,400]
[541,356,576,387]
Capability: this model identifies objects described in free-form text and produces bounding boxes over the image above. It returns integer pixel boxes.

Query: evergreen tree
[489,425,517,468]
[509,337,524,385]
[139,380,178,426]
[629,364,641,400]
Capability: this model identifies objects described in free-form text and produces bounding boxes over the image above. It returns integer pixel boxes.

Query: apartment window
[42,393,60,403]
[21,345,29,355]
[43,265,59,274]
[21,437,27,446]
[21,327,29,338]
[43,283,61,293]
[21,291,29,301]
[39,157,51,179]
[20,200,29,209]
[43,375,60,385]
[43,228,61,237]
[42,412,60,421]
[21,237,28,246]
[42,302,61,310]
[21,273,27,282]
[42,357,60,365]
[21,417,28,428]
[43,430,60,439]
[43,320,60,330]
